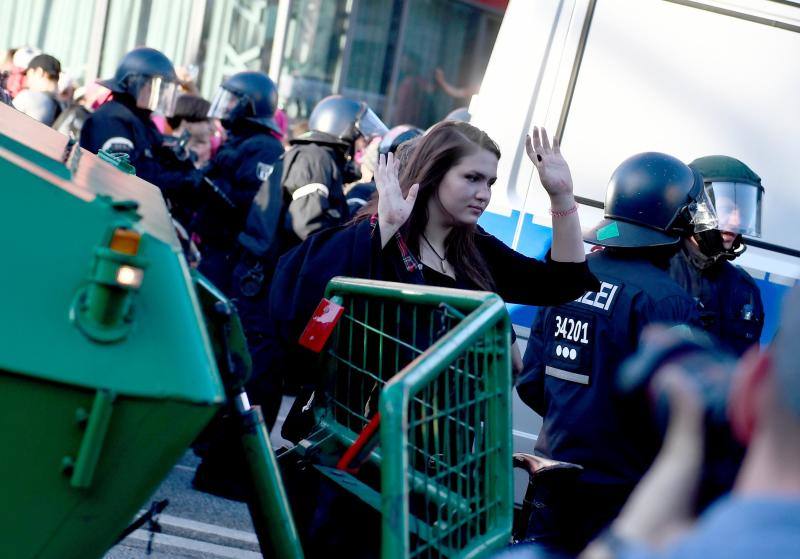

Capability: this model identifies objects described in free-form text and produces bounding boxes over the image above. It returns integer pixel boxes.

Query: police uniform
[191,124,283,291]
[281,139,351,245]
[515,151,716,553]
[80,98,189,197]
[670,247,764,356]
[669,155,767,357]
[279,95,388,247]
[80,47,193,224]
[518,250,700,550]
[189,130,284,501]
[224,138,351,428]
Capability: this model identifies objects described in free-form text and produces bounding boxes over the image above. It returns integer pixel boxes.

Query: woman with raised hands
[364,119,596,302]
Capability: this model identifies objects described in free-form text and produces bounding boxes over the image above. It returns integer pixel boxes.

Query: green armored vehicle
[0,103,300,559]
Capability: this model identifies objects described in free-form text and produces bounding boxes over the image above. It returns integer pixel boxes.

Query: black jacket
[281,142,350,245]
[79,98,188,196]
[268,218,599,387]
[266,218,598,441]
[518,250,701,486]
[669,248,764,356]
[191,126,284,250]
[233,140,351,278]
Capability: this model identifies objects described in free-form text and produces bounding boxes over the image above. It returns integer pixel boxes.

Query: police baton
[202,177,237,209]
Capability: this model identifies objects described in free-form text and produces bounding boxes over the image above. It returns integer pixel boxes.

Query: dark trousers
[525,480,635,554]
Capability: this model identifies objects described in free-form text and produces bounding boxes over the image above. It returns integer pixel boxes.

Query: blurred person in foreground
[581,285,800,559]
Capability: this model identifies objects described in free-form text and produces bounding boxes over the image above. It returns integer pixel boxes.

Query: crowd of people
[3,42,796,559]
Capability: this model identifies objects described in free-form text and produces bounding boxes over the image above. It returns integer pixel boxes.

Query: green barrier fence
[304,277,513,559]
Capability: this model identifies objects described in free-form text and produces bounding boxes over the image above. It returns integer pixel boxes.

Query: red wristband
[549,204,578,217]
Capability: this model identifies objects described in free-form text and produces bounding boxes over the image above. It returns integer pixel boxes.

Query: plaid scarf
[369,214,421,273]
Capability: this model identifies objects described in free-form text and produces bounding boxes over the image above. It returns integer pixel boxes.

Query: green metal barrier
[306,277,513,558]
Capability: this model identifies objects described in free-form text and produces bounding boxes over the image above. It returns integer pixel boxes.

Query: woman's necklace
[421,233,448,273]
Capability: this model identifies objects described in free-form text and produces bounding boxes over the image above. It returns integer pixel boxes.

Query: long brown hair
[359,120,501,290]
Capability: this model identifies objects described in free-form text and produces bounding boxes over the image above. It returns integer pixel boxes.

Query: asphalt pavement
[104,328,542,559]
[105,399,295,559]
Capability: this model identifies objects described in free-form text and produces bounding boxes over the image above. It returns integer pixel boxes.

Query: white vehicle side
[470,0,800,502]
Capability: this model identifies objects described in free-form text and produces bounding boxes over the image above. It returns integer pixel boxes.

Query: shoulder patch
[256,162,275,181]
[100,136,135,154]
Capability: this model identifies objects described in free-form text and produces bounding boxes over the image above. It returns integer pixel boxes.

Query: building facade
[1,0,506,128]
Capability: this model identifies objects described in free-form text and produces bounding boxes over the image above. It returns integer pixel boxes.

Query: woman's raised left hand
[525,126,574,199]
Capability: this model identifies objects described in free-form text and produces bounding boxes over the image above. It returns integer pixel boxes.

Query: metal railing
[309,277,513,559]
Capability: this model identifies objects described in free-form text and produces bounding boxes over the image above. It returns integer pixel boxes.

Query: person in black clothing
[281,94,388,246]
[669,155,765,356]
[79,47,190,209]
[230,95,388,297]
[516,152,713,554]
[267,121,597,437]
[219,94,388,420]
[189,72,286,502]
[263,121,597,554]
[192,96,383,502]
[189,71,284,291]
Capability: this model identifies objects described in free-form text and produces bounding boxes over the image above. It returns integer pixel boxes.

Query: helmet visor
[706,181,763,237]
[132,75,179,116]
[687,187,719,234]
[207,87,243,121]
[356,106,389,139]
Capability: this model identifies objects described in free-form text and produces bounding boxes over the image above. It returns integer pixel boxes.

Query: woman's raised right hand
[376,152,419,246]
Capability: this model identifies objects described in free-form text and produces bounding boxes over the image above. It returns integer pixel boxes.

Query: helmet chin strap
[691,230,745,265]
[721,235,747,261]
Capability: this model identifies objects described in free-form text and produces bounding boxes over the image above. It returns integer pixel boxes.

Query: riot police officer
[216,95,387,435]
[190,71,284,291]
[192,95,385,499]
[517,152,709,553]
[281,94,388,246]
[669,155,765,356]
[80,48,188,202]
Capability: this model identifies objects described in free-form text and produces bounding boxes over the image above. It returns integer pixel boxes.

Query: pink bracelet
[549,204,578,217]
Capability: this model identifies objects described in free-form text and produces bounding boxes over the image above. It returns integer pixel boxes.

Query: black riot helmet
[299,95,388,149]
[378,125,423,156]
[689,155,764,260]
[98,47,179,116]
[444,106,471,123]
[207,71,280,134]
[585,152,718,248]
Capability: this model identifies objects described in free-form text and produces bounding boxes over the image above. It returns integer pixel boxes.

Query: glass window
[339,0,402,117]
[387,0,501,128]
[197,0,280,98]
[278,0,351,119]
